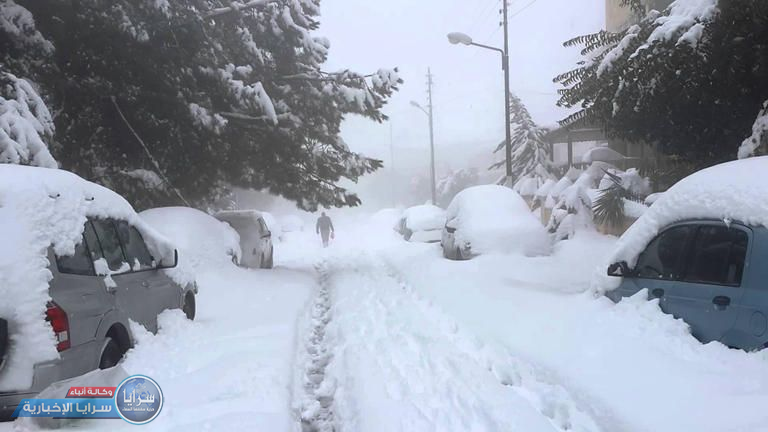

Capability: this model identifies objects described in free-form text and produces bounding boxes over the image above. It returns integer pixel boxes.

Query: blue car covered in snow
[606,219,768,351]
[603,157,768,352]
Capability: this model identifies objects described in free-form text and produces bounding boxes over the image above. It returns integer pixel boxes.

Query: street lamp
[410,100,437,205]
[448,20,513,185]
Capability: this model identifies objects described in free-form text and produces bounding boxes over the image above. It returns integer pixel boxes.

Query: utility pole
[501,0,513,183]
[389,120,396,207]
[427,68,437,205]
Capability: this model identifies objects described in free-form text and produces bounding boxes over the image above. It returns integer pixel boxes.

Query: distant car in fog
[259,211,283,241]
[396,204,446,243]
[140,206,242,267]
[441,185,550,260]
[214,210,274,269]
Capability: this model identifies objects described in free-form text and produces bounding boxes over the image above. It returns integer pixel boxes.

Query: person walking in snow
[316,212,335,248]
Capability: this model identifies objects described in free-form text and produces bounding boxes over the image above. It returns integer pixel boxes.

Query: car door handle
[713,296,731,309]
[651,288,664,298]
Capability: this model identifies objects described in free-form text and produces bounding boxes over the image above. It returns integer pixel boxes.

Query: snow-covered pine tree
[13,0,401,210]
[0,0,56,168]
[436,168,479,208]
[555,0,768,174]
[491,92,554,192]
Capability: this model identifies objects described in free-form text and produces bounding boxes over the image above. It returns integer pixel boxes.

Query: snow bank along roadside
[0,165,175,392]
[383,231,768,432]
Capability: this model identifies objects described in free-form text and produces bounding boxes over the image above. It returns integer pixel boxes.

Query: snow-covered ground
[6,213,768,431]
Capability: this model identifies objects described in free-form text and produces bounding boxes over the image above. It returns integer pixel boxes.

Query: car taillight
[45,302,70,351]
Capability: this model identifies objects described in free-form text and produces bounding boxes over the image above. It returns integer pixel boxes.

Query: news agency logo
[114,375,164,425]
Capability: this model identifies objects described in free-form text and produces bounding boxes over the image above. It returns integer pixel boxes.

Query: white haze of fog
[235,0,606,216]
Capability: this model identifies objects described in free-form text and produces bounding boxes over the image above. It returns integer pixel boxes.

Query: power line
[509,0,540,19]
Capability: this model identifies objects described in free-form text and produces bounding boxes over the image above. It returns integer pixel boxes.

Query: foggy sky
[320,0,605,175]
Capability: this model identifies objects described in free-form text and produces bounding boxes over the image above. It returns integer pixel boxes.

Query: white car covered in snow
[140,207,242,269]
[441,185,550,260]
[214,210,274,269]
[396,204,446,243]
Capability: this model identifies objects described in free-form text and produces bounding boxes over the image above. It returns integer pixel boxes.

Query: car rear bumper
[0,391,35,421]
[0,339,100,421]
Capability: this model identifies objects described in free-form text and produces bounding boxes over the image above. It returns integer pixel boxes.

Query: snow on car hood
[446,185,550,256]
[594,156,768,293]
[0,165,175,391]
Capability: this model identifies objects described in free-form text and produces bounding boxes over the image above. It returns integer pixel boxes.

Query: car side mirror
[607,261,631,277]
[262,230,272,239]
[157,249,178,269]
[445,220,457,234]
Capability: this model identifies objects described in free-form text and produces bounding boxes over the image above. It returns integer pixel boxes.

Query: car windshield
[3,1,768,430]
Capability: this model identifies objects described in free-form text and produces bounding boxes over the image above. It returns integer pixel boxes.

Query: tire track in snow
[377,254,618,432]
[294,260,336,432]
[314,250,604,432]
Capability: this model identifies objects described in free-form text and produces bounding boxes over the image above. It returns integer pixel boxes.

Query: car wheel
[265,247,274,269]
[99,338,123,369]
[455,246,471,261]
[182,292,196,321]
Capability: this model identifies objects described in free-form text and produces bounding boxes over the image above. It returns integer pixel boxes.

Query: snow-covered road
[296,248,602,432]
[7,218,768,431]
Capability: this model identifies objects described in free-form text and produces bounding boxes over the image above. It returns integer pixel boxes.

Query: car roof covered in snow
[214,209,266,223]
[402,204,446,232]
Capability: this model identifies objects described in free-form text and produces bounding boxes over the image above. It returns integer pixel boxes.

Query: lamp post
[410,97,437,205]
[448,26,513,185]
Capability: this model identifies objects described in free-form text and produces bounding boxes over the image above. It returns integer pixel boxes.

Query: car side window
[683,225,748,286]
[91,218,129,272]
[56,223,95,276]
[635,225,693,280]
[115,220,155,270]
[258,218,268,234]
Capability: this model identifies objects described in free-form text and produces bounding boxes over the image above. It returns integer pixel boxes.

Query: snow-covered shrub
[547,181,594,241]
[593,169,651,229]
[546,162,619,241]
